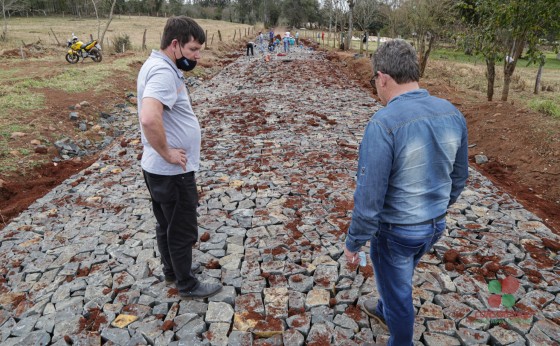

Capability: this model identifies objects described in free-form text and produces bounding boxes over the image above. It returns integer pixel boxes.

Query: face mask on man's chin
[176,57,197,72]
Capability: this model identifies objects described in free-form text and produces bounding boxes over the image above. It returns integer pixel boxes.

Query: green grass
[0,90,44,114]
[528,99,560,118]
[17,66,112,92]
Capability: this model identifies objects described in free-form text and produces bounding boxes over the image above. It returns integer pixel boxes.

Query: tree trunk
[501,37,525,101]
[2,2,7,41]
[486,57,495,101]
[100,0,117,50]
[533,59,544,94]
[419,33,435,78]
[92,0,100,40]
[346,2,354,51]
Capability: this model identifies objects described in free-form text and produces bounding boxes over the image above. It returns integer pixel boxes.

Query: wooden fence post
[233,30,236,41]
[211,33,214,45]
[50,28,60,46]
[142,28,147,51]
[205,30,208,49]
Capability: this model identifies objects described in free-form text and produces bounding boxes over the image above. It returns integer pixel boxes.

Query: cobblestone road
[1,48,559,345]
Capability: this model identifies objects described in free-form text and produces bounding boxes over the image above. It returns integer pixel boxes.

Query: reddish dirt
[1,44,559,237]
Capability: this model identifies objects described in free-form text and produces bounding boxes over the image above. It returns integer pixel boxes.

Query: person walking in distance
[344,39,468,345]
[246,41,254,56]
[137,16,223,299]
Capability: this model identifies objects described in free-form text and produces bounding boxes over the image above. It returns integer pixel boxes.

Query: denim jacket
[345,89,468,253]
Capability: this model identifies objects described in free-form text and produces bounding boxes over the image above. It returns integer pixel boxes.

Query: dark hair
[372,39,419,84]
[160,16,206,50]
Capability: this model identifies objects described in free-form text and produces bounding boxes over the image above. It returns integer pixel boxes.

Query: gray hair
[372,39,420,84]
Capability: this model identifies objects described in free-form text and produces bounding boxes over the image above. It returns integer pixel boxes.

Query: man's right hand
[165,148,187,171]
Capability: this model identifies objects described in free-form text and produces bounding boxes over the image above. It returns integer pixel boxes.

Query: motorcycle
[66,34,102,64]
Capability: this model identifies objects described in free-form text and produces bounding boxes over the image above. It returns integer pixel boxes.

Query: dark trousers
[246,43,254,56]
[143,170,199,291]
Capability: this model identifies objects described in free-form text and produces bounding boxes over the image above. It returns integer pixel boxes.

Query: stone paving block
[335,288,359,305]
[176,316,207,339]
[286,312,311,336]
[418,302,444,320]
[288,290,306,314]
[179,300,208,316]
[208,285,236,305]
[307,323,334,345]
[305,289,330,309]
[313,264,338,291]
[426,319,457,335]
[532,319,560,341]
[282,329,304,346]
[252,315,285,338]
[202,322,229,346]
[100,327,132,344]
[488,325,525,345]
[227,331,253,346]
[289,273,314,293]
[423,332,461,346]
[206,302,234,323]
[456,327,490,345]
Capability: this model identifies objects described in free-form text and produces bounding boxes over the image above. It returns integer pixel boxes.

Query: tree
[1,0,26,40]
[345,0,354,50]
[457,0,504,101]
[283,0,321,29]
[99,0,117,49]
[458,0,560,101]
[353,0,383,53]
[404,0,455,77]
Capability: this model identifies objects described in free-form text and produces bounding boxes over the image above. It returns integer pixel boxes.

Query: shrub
[528,99,560,118]
[112,33,132,53]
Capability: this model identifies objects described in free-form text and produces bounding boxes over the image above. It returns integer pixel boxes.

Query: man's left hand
[344,245,358,265]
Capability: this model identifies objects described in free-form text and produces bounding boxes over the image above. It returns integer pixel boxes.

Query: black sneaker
[164,263,203,284]
[362,299,388,330]
[179,283,222,299]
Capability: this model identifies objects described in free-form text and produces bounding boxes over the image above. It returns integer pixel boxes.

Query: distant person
[283,32,290,53]
[295,31,300,46]
[246,41,254,56]
[257,31,265,53]
[344,39,468,346]
[137,16,223,300]
[269,28,274,43]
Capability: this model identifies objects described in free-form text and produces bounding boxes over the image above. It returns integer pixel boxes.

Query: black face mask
[176,56,197,72]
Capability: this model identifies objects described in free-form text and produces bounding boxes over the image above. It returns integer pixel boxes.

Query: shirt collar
[150,50,184,80]
[387,89,429,106]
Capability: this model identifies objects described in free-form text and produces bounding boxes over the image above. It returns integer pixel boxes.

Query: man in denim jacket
[344,39,468,346]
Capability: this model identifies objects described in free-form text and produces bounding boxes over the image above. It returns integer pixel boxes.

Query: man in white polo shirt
[137,16,222,299]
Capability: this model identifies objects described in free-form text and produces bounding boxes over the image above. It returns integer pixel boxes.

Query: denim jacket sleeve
[345,119,393,253]
[448,116,469,206]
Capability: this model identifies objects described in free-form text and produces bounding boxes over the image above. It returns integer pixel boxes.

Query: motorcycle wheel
[90,48,103,63]
[65,53,79,64]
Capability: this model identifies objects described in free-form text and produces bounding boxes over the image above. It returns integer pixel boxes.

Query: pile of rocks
[1,46,558,345]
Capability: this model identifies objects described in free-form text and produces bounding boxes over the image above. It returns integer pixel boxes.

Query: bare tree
[405,0,454,77]
[345,0,355,50]
[100,0,117,49]
[354,0,380,53]
[1,0,25,40]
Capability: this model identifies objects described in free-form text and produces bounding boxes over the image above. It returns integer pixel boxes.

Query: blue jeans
[370,220,445,346]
